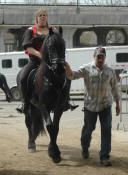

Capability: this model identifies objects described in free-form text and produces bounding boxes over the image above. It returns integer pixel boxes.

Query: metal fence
[117,75,128,131]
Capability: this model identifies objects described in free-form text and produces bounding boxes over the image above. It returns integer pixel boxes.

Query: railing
[0,0,128,6]
[117,75,128,131]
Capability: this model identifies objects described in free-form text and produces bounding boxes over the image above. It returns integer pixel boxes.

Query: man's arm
[65,62,73,78]
[65,62,86,80]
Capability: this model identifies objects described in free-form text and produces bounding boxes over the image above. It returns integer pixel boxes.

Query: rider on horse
[20,9,78,113]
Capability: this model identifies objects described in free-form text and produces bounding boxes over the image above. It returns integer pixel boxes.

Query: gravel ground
[0,94,128,175]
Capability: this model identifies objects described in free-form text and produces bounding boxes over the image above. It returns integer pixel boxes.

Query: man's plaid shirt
[69,61,120,112]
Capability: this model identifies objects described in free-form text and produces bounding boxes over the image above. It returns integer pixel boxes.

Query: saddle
[26,67,51,108]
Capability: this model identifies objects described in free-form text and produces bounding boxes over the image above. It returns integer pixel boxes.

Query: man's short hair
[94,47,106,57]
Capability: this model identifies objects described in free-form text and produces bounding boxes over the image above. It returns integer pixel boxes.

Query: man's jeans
[81,106,112,160]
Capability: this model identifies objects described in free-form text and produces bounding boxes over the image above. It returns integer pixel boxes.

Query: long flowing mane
[36,27,66,93]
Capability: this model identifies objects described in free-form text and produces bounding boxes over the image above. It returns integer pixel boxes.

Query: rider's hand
[37,52,42,60]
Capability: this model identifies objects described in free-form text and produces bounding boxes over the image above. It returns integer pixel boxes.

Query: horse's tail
[30,104,46,138]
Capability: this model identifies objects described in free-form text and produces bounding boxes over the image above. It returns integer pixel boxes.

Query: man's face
[94,54,106,70]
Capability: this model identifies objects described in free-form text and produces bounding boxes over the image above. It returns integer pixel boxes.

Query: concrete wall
[0,5,128,52]
[1,5,128,25]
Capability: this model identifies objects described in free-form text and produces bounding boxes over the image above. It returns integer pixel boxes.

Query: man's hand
[115,100,120,116]
[64,62,72,77]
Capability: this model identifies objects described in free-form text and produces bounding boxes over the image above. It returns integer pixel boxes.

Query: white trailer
[0,46,128,100]
[66,46,128,94]
[0,51,29,100]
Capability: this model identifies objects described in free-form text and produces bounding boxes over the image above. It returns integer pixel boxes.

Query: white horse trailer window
[18,58,28,68]
[2,59,12,68]
[116,53,128,62]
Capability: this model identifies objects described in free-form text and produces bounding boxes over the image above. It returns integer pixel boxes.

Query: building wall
[0,5,128,52]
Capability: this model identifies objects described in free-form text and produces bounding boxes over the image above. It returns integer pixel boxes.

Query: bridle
[43,33,66,90]
[44,34,65,72]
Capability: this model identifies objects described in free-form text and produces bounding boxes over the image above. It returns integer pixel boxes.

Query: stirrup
[16,103,28,114]
[16,104,24,113]
[70,104,79,111]
[63,103,79,112]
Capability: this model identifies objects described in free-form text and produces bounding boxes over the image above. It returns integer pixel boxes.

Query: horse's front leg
[40,104,62,163]
[25,113,36,153]
[48,108,63,163]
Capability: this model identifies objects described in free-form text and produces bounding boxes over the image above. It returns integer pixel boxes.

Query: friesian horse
[17,26,69,163]
[0,73,12,102]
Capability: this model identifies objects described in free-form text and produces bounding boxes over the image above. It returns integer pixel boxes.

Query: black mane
[41,27,65,66]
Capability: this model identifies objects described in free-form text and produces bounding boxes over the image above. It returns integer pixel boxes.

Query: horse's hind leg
[25,113,36,153]
[25,105,45,153]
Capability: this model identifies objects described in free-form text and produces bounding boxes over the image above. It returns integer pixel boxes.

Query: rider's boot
[16,97,29,114]
[17,80,29,113]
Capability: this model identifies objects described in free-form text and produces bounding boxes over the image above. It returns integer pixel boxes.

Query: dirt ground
[0,100,128,175]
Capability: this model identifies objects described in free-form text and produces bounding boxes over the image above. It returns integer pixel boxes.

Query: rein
[41,30,66,91]
[45,62,67,93]
[44,34,65,71]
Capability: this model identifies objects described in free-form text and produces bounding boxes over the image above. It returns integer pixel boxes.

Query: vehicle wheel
[10,86,21,101]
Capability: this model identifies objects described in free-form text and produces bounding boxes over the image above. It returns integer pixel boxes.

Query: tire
[10,86,21,101]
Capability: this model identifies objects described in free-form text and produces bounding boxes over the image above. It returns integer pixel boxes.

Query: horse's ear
[49,27,54,35]
[59,26,63,36]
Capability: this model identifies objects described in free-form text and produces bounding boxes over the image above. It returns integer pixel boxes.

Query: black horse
[17,27,69,163]
[0,73,12,102]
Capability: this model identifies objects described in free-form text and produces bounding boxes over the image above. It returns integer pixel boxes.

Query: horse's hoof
[48,151,61,163]
[28,147,36,153]
[52,155,61,163]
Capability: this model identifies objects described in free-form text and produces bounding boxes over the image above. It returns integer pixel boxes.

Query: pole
[76,0,80,14]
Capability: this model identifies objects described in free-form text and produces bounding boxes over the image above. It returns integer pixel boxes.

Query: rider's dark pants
[81,106,112,161]
[20,60,39,103]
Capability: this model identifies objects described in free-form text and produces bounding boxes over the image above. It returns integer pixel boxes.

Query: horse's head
[41,26,65,71]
